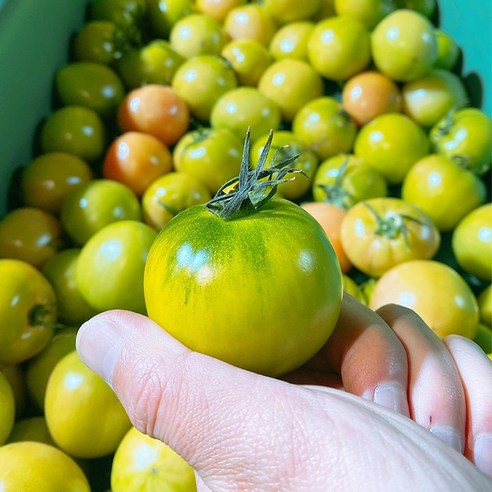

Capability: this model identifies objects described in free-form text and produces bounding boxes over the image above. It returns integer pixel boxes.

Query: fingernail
[474,433,492,477]
[373,382,410,417]
[76,316,123,386]
[430,425,464,453]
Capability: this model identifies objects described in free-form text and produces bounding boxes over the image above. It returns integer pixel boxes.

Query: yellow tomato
[45,351,131,458]
[269,21,314,61]
[478,284,492,327]
[370,260,479,339]
[0,441,90,491]
[6,416,55,446]
[263,0,321,24]
[111,427,196,492]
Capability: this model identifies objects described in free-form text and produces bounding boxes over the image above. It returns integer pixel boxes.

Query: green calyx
[206,128,303,220]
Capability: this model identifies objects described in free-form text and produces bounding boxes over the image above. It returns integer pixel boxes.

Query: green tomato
[45,351,131,459]
[89,0,147,29]
[55,62,125,118]
[250,130,319,201]
[172,54,238,121]
[24,326,78,412]
[307,15,371,81]
[430,107,492,175]
[144,188,343,377]
[210,86,281,143]
[353,112,430,184]
[371,9,437,82]
[173,127,243,194]
[42,250,99,326]
[401,69,468,127]
[169,13,226,58]
[40,106,106,163]
[334,0,395,30]
[263,0,321,24]
[434,29,460,70]
[312,154,388,208]
[292,96,357,161]
[478,285,492,327]
[452,204,492,282]
[76,220,157,314]
[6,416,55,446]
[0,259,57,364]
[61,179,141,246]
[111,427,196,492]
[257,58,324,122]
[0,371,15,445]
[268,21,314,61]
[401,154,487,232]
[116,39,185,89]
[146,0,194,38]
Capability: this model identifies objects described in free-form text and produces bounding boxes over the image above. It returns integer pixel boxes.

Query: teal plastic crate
[0,0,490,216]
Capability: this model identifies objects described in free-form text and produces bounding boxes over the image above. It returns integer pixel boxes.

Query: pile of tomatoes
[0,0,491,490]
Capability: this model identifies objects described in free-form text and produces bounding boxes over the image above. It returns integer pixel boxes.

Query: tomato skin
[144,199,343,377]
[369,260,479,339]
[146,0,194,39]
[340,197,441,277]
[269,21,314,61]
[353,112,429,184]
[401,154,487,232]
[0,259,57,365]
[452,204,492,282]
[21,153,94,215]
[429,108,492,175]
[0,208,64,270]
[173,127,243,195]
[371,9,437,82]
[102,131,173,197]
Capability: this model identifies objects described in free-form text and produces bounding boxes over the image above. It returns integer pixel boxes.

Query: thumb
[75,310,314,490]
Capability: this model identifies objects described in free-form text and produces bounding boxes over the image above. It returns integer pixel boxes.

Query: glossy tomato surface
[144,198,343,377]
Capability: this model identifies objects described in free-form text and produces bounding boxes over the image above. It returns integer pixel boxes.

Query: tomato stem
[205,128,304,220]
[28,303,55,327]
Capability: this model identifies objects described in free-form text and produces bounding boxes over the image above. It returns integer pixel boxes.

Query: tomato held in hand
[340,197,441,277]
[145,132,343,377]
[0,259,57,364]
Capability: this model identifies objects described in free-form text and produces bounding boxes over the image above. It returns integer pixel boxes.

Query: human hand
[76,295,491,490]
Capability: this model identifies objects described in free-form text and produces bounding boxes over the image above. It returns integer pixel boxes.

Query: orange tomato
[300,201,351,273]
[118,84,190,146]
[103,131,173,197]
[341,71,402,126]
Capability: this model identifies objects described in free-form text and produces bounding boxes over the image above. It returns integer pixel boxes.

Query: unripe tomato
[401,69,468,127]
[258,58,324,122]
[307,16,371,81]
[146,0,194,38]
[145,197,342,377]
[370,260,479,339]
[353,112,429,184]
[45,351,132,458]
[169,13,226,59]
[341,71,402,126]
[0,207,64,269]
[0,371,15,445]
[210,87,282,143]
[221,38,272,86]
[89,0,147,29]
[195,0,247,22]
[263,0,321,24]
[40,106,106,163]
[292,96,357,160]
[0,442,90,491]
[111,426,196,491]
[371,9,437,82]
[401,154,487,232]
[61,179,141,246]
[478,285,492,327]
[142,172,211,230]
[430,107,492,175]
[55,62,125,118]
[404,0,436,18]
[223,4,278,46]
[434,29,460,70]
[173,127,243,194]
[269,21,314,61]
[172,54,238,121]
[76,221,157,314]
[20,152,94,215]
[312,154,388,208]
[6,416,55,446]
[118,84,190,146]
[0,259,57,364]
[340,197,441,277]
[334,0,395,29]
[116,40,185,90]
[102,131,173,197]
[452,204,492,282]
